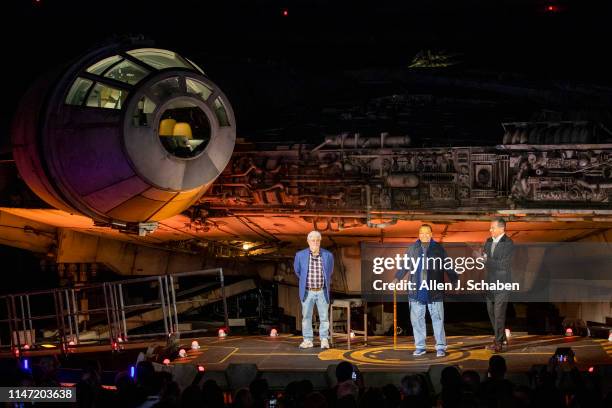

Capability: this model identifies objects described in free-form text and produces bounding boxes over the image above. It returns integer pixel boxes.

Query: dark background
[2,0,612,147]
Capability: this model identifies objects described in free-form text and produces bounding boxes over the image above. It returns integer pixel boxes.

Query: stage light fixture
[179,348,187,358]
[163,358,171,365]
[111,341,124,352]
[191,340,200,350]
[270,328,278,337]
[565,327,573,336]
[218,328,227,338]
[198,365,205,372]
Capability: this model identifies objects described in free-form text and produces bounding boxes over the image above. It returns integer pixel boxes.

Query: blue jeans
[301,290,329,341]
[409,300,446,351]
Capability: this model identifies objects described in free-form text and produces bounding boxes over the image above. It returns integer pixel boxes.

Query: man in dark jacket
[482,218,514,352]
[394,224,458,357]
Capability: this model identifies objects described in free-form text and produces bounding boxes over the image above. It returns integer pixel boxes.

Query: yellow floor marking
[203,347,239,364]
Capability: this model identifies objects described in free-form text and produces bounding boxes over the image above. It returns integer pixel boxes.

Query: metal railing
[0,268,229,350]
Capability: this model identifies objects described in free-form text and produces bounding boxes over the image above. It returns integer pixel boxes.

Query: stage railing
[0,268,229,350]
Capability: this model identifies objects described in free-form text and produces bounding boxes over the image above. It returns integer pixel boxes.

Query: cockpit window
[65,77,93,106]
[127,48,192,70]
[213,97,230,126]
[132,96,157,126]
[85,83,128,109]
[104,59,150,85]
[158,101,211,159]
[86,55,122,75]
[149,76,181,101]
[186,78,212,101]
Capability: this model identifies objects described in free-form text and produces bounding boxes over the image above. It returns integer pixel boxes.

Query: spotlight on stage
[163,358,171,365]
[23,344,30,350]
[218,328,228,338]
[197,365,205,372]
[270,328,278,337]
[562,318,588,337]
[178,349,187,358]
[191,340,200,350]
[112,340,124,352]
[588,366,595,373]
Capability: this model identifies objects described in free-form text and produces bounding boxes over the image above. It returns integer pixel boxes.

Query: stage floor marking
[319,344,471,366]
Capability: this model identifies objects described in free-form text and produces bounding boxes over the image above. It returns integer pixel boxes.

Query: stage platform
[175,334,612,373]
[5,334,612,391]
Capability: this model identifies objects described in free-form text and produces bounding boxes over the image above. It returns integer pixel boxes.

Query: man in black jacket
[394,224,458,357]
[482,218,514,352]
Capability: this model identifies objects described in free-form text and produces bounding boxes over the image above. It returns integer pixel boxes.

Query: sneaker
[436,349,446,357]
[320,338,330,349]
[299,340,314,349]
[413,349,426,356]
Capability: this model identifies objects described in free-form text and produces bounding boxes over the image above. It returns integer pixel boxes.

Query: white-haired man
[294,231,334,349]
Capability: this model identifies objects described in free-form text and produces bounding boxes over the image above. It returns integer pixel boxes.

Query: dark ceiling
[2,0,612,146]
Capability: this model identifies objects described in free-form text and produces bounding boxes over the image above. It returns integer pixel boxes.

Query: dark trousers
[486,291,509,343]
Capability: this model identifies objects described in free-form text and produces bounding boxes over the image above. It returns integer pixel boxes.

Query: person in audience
[479,355,514,407]
[381,384,401,408]
[249,378,270,408]
[439,366,462,408]
[460,370,481,406]
[358,387,384,408]
[304,391,328,408]
[233,388,254,408]
[399,374,430,408]
[179,384,203,408]
[201,379,225,408]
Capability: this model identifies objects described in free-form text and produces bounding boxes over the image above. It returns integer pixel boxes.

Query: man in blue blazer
[294,230,334,349]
